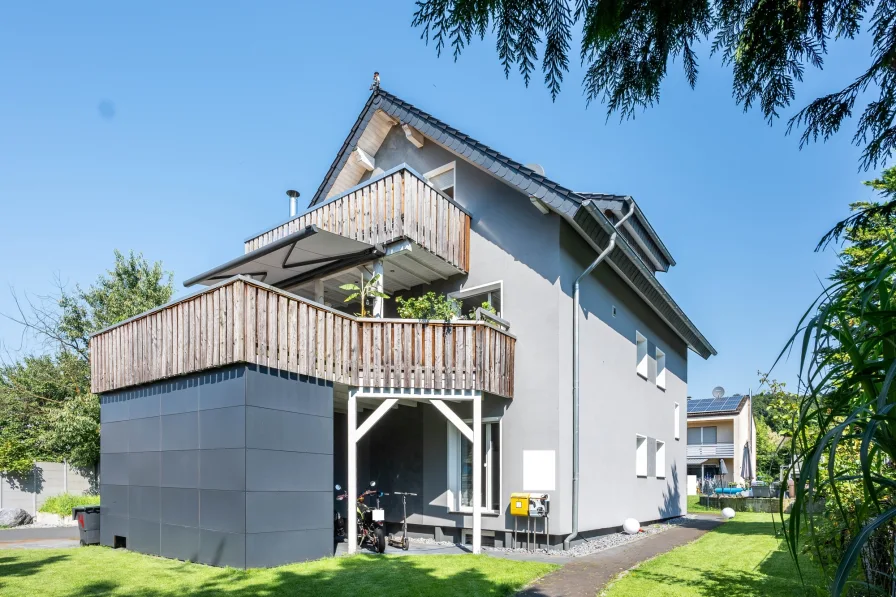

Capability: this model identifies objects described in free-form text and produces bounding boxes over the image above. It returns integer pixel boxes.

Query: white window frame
[449,281,503,318]
[423,161,456,198]
[655,348,666,390]
[674,402,680,440]
[656,440,666,479]
[636,332,649,379]
[447,416,502,513]
[636,434,648,477]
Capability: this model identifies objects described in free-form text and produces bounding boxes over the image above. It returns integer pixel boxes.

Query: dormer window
[424,162,456,198]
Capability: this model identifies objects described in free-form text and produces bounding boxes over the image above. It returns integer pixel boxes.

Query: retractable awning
[184,225,381,288]
[687,458,708,465]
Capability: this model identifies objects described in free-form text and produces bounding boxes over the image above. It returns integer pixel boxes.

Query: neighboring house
[686,395,757,491]
[89,83,715,568]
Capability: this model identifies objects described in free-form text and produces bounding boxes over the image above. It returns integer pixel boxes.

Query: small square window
[656,348,667,390]
[656,440,666,478]
[636,435,647,477]
[636,332,648,379]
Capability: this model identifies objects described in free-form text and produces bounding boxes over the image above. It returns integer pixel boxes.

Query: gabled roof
[307,88,716,359]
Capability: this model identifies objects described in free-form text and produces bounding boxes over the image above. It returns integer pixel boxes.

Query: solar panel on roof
[687,396,743,414]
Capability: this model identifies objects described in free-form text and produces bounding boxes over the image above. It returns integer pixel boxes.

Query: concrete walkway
[517,516,723,597]
[0,526,79,550]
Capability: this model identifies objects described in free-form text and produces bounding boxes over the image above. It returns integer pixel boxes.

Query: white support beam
[314,279,325,305]
[472,393,482,554]
[402,123,425,148]
[347,390,358,555]
[372,259,384,318]
[355,398,398,440]
[431,399,474,442]
[352,147,376,172]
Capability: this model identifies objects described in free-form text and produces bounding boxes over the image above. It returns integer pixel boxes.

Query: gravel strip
[1,520,78,530]
[484,515,697,558]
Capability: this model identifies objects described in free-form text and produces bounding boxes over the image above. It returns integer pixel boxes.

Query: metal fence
[0,461,98,515]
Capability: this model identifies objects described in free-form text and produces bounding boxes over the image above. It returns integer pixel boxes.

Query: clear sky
[0,2,879,399]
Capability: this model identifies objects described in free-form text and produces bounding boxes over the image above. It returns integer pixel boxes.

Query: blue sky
[0,2,879,398]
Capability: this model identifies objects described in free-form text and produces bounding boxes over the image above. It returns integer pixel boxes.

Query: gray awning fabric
[184,225,380,288]
[687,458,708,465]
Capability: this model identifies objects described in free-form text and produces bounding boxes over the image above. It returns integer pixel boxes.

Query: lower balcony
[90,276,515,398]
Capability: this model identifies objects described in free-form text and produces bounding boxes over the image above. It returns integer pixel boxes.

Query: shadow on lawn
[0,553,72,588]
[49,555,523,597]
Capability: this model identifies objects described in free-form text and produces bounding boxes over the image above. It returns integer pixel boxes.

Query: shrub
[39,493,100,517]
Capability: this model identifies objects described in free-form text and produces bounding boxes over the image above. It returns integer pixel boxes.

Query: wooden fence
[90,277,515,398]
[244,168,471,272]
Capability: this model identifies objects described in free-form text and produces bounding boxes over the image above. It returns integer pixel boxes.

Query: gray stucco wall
[99,365,334,568]
[366,125,690,538]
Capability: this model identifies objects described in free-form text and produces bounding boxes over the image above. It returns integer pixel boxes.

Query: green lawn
[602,512,825,596]
[0,548,557,597]
[686,495,715,513]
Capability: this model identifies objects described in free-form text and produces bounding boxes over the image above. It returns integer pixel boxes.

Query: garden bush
[39,492,100,517]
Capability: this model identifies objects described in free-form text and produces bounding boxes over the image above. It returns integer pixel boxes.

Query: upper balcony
[90,277,515,398]
[244,165,470,273]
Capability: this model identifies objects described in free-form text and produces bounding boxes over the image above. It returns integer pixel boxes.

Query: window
[656,348,666,390]
[636,332,648,379]
[674,403,680,440]
[636,435,647,477]
[687,426,717,445]
[656,441,666,478]
[448,419,501,512]
[424,162,456,198]
[449,281,502,318]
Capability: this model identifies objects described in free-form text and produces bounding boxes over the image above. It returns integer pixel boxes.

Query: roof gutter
[564,199,635,550]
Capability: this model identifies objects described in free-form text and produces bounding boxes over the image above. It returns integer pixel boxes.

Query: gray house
[91,84,715,568]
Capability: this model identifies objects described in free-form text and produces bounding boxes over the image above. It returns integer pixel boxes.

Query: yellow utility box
[510,493,530,516]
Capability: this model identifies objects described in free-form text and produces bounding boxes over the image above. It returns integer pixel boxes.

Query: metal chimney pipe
[287,190,300,218]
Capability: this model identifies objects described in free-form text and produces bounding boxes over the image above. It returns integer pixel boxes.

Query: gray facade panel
[100,453,128,486]
[128,416,160,452]
[161,487,199,528]
[199,529,246,569]
[160,378,200,415]
[245,407,331,454]
[198,368,246,411]
[199,449,246,491]
[200,406,246,450]
[100,393,129,423]
[128,451,160,486]
[128,517,161,556]
[160,450,199,489]
[161,411,199,451]
[128,486,161,522]
[130,388,161,420]
[100,484,128,518]
[245,450,331,492]
[245,367,332,417]
[245,528,332,568]
[161,523,200,562]
[199,489,246,534]
[245,491,331,533]
[100,514,128,546]
[101,421,129,453]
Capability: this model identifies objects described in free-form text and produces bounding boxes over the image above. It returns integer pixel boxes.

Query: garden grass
[0,548,557,597]
[685,495,716,513]
[602,512,825,596]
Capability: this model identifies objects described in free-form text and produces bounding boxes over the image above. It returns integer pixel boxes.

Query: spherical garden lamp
[721,507,736,520]
[623,518,640,534]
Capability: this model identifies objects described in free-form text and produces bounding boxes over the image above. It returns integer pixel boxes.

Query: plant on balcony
[339,273,389,317]
[395,292,461,321]
[468,301,497,320]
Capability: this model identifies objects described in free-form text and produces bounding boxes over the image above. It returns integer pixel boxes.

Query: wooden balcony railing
[244,166,471,272]
[90,276,514,398]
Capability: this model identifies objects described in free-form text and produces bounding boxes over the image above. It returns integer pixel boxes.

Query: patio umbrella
[719,459,728,476]
[741,443,753,483]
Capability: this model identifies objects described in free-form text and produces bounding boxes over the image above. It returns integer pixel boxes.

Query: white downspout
[564,200,635,550]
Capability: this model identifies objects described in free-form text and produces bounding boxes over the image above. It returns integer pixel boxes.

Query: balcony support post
[372,259,384,318]
[347,389,358,555]
[314,279,325,305]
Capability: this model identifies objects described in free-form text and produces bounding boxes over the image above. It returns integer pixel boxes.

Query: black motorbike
[335,481,387,553]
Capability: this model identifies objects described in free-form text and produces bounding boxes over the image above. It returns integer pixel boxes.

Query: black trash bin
[72,505,101,546]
